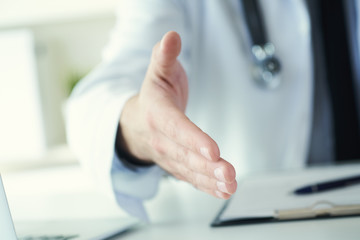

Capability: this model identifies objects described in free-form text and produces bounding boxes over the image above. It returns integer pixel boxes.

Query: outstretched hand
[118,31,237,199]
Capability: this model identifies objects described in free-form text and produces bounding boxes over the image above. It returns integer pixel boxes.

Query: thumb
[143,31,188,110]
[154,31,182,73]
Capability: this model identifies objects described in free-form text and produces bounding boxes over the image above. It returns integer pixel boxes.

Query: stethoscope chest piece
[241,0,282,89]
[251,43,281,89]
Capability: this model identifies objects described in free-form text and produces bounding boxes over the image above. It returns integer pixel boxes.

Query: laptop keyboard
[19,235,79,240]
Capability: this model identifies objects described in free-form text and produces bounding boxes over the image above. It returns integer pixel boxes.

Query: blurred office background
[0,0,143,222]
[0,0,120,172]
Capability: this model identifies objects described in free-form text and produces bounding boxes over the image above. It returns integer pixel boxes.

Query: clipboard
[211,164,360,227]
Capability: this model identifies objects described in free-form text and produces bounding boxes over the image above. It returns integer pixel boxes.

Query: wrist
[115,125,154,168]
[116,97,154,167]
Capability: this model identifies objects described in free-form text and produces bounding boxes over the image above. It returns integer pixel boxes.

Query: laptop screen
[0,175,18,240]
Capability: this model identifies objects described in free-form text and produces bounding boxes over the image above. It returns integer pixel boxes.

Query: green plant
[66,70,88,96]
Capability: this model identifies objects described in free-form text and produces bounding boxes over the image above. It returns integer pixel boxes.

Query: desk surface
[3,164,360,240]
[119,217,360,240]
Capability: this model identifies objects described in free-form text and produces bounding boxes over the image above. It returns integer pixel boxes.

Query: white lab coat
[66,0,318,219]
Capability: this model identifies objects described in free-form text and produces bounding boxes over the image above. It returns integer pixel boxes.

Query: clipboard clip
[275,201,360,220]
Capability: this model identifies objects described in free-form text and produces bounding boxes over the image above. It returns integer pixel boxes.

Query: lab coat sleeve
[65,0,190,220]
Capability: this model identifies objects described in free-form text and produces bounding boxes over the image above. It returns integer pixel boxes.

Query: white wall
[32,16,116,148]
[0,15,116,162]
[0,30,46,161]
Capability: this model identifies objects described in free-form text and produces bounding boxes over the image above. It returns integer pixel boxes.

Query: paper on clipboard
[215,164,360,224]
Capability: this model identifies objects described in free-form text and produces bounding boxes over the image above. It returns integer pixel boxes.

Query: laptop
[0,175,139,240]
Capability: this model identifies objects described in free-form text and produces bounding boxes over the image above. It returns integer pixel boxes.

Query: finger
[203,187,232,200]
[170,163,237,195]
[150,31,182,77]
[189,171,237,195]
[142,31,188,111]
[150,31,181,80]
[170,171,232,199]
[151,105,221,162]
[151,139,237,196]
[152,135,235,182]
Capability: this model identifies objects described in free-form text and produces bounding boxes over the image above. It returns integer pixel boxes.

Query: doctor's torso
[182,0,313,176]
[105,0,360,177]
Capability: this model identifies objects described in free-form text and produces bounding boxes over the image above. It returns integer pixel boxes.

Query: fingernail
[217,181,228,193]
[214,168,226,182]
[215,190,223,198]
[200,147,212,161]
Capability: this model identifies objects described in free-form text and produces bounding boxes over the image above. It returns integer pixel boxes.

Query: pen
[294,174,360,195]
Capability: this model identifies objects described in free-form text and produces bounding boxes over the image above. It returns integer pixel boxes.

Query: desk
[119,217,360,240]
[122,166,360,240]
[3,165,360,240]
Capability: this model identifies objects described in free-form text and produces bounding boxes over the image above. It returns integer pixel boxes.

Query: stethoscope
[241,0,282,89]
